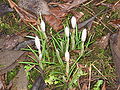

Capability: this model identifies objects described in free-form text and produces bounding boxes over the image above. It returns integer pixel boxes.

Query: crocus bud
[81,29,87,42]
[65,26,69,37]
[40,19,45,32]
[35,36,41,50]
[65,51,70,62]
[39,53,42,60]
[71,16,77,29]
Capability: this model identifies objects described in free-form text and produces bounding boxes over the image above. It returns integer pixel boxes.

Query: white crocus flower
[65,51,70,62]
[40,19,45,32]
[35,36,41,50]
[81,29,87,42]
[39,53,42,60]
[65,26,70,37]
[71,16,77,29]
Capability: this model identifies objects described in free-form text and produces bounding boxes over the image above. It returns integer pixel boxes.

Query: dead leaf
[0,50,25,75]
[8,0,38,25]
[70,11,84,21]
[2,34,25,50]
[43,15,63,31]
[78,15,96,29]
[49,0,88,10]
[10,66,28,90]
[18,0,50,15]
[50,7,67,18]
[31,76,46,90]
[98,33,110,49]
[110,31,120,83]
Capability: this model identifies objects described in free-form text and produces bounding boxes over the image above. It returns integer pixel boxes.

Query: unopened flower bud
[81,29,87,42]
[35,36,41,50]
[65,26,69,37]
[65,51,70,62]
[40,19,45,32]
[71,16,77,29]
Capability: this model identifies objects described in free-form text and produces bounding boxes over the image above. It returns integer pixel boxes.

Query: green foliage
[93,80,104,90]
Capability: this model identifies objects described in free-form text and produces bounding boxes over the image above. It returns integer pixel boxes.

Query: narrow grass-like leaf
[56,49,64,66]
[28,45,39,59]
[52,35,61,50]
[68,55,83,79]
[27,55,38,63]
[19,62,38,65]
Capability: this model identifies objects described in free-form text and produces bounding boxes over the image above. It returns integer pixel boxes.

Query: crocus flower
[81,29,87,42]
[65,51,70,62]
[65,26,70,37]
[35,36,41,50]
[40,19,45,32]
[71,16,77,29]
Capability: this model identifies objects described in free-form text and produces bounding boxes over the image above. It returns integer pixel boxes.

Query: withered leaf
[8,0,38,25]
[70,10,84,20]
[31,76,46,90]
[98,33,110,49]
[50,7,67,18]
[49,0,88,10]
[110,31,120,83]
[2,34,25,50]
[10,66,28,90]
[44,15,63,31]
[0,50,25,75]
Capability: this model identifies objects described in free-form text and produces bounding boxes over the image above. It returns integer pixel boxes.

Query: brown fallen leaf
[0,50,25,75]
[43,15,63,31]
[2,34,25,50]
[31,75,46,90]
[78,15,96,29]
[10,66,28,90]
[70,10,84,21]
[18,0,50,15]
[8,0,38,25]
[7,0,87,31]
[110,31,120,83]
[98,33,110,49]
[49,0,88,11]
[50,7,67,18]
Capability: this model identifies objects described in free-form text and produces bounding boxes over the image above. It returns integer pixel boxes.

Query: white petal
[39,53,42,60]
[40,19,45,32]
[81,29,87,42]
[35,36,41,50]
[71,16,77,29]
[65,51,70,62]
[65,26,70,37]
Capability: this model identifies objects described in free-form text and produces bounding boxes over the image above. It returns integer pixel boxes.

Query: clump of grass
[19,15,95,89]
[19,13,115,89]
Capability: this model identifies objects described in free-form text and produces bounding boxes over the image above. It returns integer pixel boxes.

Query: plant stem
[71,29,75,50]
